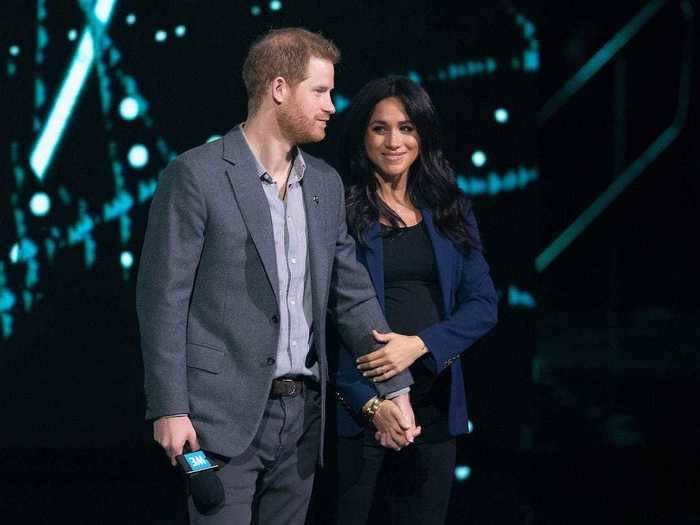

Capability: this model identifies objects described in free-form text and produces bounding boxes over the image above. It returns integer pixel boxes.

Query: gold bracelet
[363,397,384,422]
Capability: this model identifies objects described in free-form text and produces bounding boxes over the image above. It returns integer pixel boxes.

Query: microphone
[176,450,225,515]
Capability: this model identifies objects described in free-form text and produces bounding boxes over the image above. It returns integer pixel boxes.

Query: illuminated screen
[1,1,537,447]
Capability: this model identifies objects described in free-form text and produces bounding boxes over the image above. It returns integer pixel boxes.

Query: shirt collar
[239,123,306,185]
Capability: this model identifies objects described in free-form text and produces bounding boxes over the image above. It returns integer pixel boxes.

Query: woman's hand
[356,331,428,381]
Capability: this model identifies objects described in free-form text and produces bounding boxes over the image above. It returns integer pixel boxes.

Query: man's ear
[271,76,288,105]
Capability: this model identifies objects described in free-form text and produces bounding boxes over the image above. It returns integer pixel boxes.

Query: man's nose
[324,94,336,114]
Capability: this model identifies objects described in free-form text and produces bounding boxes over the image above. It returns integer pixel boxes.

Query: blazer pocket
[186,343,225,374]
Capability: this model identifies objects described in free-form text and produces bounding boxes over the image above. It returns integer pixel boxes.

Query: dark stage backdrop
[1,1,538,455]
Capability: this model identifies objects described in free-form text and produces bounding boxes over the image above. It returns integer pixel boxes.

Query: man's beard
[278,105,325,145]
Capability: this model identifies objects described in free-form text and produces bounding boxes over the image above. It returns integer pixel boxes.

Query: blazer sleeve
[136,158,206,420]
[332,344,379,415]
[326,171,413,398]
[417,209,498,374]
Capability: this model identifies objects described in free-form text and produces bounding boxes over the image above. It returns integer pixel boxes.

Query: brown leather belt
[270,377,305,398]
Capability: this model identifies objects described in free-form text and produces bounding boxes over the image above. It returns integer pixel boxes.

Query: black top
[382,221,451,442]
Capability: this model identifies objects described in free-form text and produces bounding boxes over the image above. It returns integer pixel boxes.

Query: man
[136,28,419,524]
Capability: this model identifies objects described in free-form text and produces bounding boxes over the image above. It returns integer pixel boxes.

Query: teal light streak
[538,0,666,125]
[536,126,681,273]
[536,0,693,272]
[457,166,539,197]
[29,0,117,181]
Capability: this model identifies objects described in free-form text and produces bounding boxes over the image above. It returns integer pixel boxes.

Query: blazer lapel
[301,164,328,320]
[222,127,279,305]
[422,209,456,315]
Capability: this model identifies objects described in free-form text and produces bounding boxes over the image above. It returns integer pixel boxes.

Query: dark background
[1,1,698,523]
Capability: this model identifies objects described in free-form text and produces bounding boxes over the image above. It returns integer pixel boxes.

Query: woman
[332,76,498,525]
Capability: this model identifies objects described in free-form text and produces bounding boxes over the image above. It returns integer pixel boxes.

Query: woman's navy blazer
[333,208,498,437]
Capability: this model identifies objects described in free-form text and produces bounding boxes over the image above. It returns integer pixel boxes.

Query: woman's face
[364,97,420,182]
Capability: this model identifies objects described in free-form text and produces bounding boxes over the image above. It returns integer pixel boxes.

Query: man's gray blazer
[136,126,412,459]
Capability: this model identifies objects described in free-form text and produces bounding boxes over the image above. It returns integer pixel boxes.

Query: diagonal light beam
[29,0,117,181]
[535,0,694,273]
[537,0,666,126]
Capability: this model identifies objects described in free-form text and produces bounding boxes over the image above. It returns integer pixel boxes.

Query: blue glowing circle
[120,251,134,269]
[454,465,471,481]
[128,144,149,168]
[175,25,186,37]
[119,97,140,120]
[155,30,167,43]
[30,192,51,217]
[269,0,282,11]
[68,29,78,41]
[494,108,509,123]
[126,14,136,25]
[471,150,486,167]
[0,289,16,312]
[251,5,262,16]
[9,45,20,56]
[9,244,20,264]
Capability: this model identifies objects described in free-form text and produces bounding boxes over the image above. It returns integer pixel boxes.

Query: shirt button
[267,357,276,365]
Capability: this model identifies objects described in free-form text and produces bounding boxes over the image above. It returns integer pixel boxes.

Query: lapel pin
[313,195,319,205]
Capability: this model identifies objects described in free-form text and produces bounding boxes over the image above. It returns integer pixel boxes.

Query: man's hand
[390,392,421,443]
[371,399,412,450]
[153,415,200,466]
[372,393,421,450]
[356,331,428,381]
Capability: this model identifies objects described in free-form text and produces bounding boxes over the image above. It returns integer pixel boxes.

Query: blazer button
[267,357,276,365]
[271,315,279,324]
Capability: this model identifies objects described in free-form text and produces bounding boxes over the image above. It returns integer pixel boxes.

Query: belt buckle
[280,377,297,397]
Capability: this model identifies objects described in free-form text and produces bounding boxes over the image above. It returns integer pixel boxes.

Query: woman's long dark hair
[339,76,477,252]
